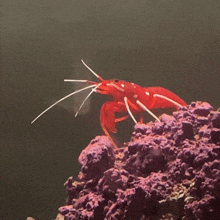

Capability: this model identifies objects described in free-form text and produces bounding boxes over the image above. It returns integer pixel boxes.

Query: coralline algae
[57,101,220,220]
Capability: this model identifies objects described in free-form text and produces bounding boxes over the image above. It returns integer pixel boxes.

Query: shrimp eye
[114,79,119,83]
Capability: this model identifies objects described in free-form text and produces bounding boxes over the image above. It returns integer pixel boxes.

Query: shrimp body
[32,60,187,149]
[96,79,187,133]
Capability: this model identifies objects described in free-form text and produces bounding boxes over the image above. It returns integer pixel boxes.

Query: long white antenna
[31,84,96,124]
[81,59,104,81]
[75,83,101,117]
[64,79,89,83]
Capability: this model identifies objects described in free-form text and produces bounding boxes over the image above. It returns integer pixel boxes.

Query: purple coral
[57,102,220,220]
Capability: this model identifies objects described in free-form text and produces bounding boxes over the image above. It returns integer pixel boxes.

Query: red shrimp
[31,60,187,149]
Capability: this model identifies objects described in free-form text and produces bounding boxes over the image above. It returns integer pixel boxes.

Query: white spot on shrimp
[133,94,138,99]
[145,91,150,96]
[121,84,125,88]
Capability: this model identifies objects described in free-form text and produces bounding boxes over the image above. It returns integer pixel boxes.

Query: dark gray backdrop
[2,1,220,219]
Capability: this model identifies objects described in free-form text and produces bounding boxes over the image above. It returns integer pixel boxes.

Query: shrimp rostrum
[32,60,187,149]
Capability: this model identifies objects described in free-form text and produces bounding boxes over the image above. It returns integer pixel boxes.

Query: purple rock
[78,136,115,180]
[196,116,209,126]
[190,101,213,116]
[210,110,220,128]
[98,168,129,194]
[160,113,175,125]
[182,121,194,139]
[211,128,220,144]
[133,122,152,135]
[68,192,105,220]
[57,102,220,220]
[58,205,73,215]
[152,121,164,135]
[124,137,166,176]
[199,125,212,138]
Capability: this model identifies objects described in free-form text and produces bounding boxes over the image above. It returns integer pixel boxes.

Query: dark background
[1,1,220,219]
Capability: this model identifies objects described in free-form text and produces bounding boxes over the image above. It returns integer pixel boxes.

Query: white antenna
[81,59,104,81]
[64,79,89,83]
[31,84,96,124]
[75,84,101,117]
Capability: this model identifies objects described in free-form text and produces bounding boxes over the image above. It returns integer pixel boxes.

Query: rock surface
[57,101,220,220]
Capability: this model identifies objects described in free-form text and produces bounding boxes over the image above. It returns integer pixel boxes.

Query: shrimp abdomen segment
[145,87,187,109]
